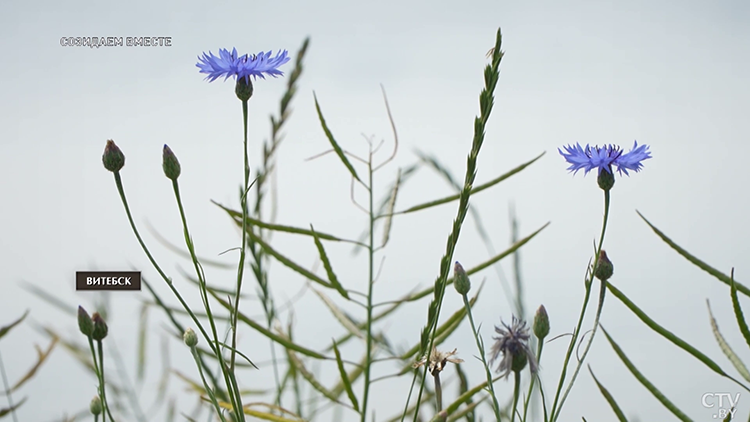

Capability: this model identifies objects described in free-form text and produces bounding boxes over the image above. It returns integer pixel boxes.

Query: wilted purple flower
[196,48,290,83]
[558,141,651,177]
[490,316,538,378]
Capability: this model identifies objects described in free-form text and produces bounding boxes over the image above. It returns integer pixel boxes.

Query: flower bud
[594,250,614,281]
[183,327,198,348]
[235,76,254,101]
[511,350,528,373]
[91,312,108,341]
[533,305,550,340]
[453,261,471,295]
[90,396,102,415]
[597,167,615,191]
[102,140,125,173]
[162,144,181,181]
[78,306,94,337]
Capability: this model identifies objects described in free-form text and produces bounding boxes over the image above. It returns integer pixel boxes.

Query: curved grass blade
[381,168,402,248]
[242,228,333,289]
[601,326,693,421]
[209,291,326,360]
[215,200,362,246]
[588,365,628,422]
[310,225,349,299]
[313,92,362,184]
[729,270,750,353]
[332,340,360,412]
[286,347,349,408]
[137,301,148,382]
[706,300,750,382]
[21,282,76,316]
[607,281,750,392]
[0,311,29,341]
[312,288,362,339]
[433,375,503,421]
[395,152,544,216]
[331,352,366,399]
[637,211,750,297]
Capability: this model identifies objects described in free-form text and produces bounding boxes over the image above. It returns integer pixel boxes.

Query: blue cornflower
[558,141,651,176]
[196,48,290,83]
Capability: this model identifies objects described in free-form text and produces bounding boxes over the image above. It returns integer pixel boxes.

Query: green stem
[521,340,544,422]
[461,294,502,421]
[549,189,610,421]
[232,99,250,374]
[511,370,521,422]
[111,172,235,409]
[190,346,228,422]
[361,152,375,422]
[172,179,241,419]
[97,341,116,422]
[87,338,104,417]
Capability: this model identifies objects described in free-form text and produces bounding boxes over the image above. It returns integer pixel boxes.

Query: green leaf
[606,282,750,392]
[729,271,750,353]
[214,200,361,246]
[286,347,346,407]
[706,300,750,382]
[242,227,334,290]
[601,326,693,422]
[310,225,349,299]
[588,365,628,421]
[396,152,545,215]
[210,292,326,360]
[136,301,148,382]
[638,211,750,297]
[381,168,401,248]
[313,92,362,183]
[0,311,29,341]
[312,288,362,339]
[332,340,360,412]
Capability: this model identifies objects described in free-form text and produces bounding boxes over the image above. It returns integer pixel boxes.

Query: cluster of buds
[77,306,108,341]
[101,140,182,182]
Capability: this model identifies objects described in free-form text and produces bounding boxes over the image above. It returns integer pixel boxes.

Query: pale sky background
[1,0,749,421]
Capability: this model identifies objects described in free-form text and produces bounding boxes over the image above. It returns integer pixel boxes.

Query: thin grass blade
[607,281,750,391]
[706,300,750,382]
[588,365,628,422]
[601,326,692,422]
[313,93,362,184]
[332,340,360,412]
[310,225,349,299]
[637,211,750,297]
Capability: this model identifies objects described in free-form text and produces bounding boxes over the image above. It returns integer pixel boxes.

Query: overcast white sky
[1,0,750,420]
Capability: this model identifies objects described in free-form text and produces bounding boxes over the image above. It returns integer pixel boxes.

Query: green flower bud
[102,139,125,173]
[597,167,615,191]
[78,306,94,337]
[453,261,471,295]
[594,250,614,282]
[511,349,528,373]
[162,144,181,181]
[183,327,198,348]
[90,396,102,415]
[533,305,550,340]
[235,76,254,102]
[91,312,108,341]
